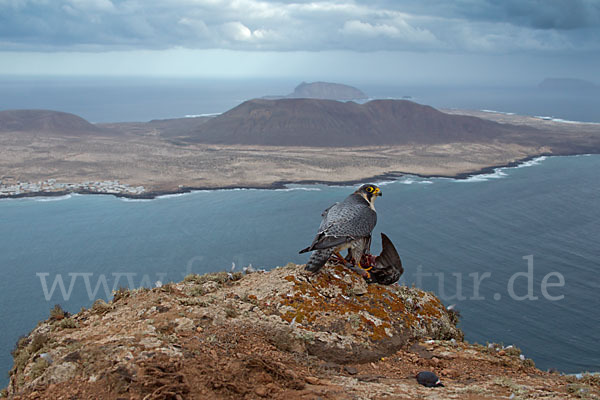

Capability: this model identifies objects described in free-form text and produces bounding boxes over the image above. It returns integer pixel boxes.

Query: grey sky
[0,0,599,83]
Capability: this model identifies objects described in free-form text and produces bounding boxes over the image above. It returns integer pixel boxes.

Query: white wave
[184,112,221,118]
[480,109,515,115]
[456,169,508,183]
[119,197,152,202]
[275,187,322,192]
[514,156,547,168]
[0,194,73,202]
[156,192,190,199]
[534,115,599,124]
[374,180,397,186]
[453,156,549,183]
[395,176,435,185]
[34,194,73,202]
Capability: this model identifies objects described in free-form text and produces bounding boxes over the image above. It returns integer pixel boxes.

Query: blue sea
[1,155,599,386]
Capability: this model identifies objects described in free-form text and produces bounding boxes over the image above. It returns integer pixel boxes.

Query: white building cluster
[0,178,145,196]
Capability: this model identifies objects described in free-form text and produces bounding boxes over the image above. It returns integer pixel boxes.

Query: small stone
[320,362,341,372]
[357,375,381,383]
[305,376,320,385]
[254,386,268,397]
[62,351,80,362]
[156,305,170,313]
[40,353,54,364]
[344,366,358,375]
[498,350,506,356]
[285,369,298,379]
[174,317,195,332]
[196,326,203,333]
[431,357,440,365]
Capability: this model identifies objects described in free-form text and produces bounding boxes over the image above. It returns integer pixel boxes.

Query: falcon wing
[299,198,377,253]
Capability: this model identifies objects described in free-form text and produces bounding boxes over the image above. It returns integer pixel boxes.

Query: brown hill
[0,109,107,136]
[182,98,532,147]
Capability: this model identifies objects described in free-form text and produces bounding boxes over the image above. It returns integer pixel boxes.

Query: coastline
[0,151,581,201]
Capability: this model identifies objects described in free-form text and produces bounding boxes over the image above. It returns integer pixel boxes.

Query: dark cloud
[377,0,600,30]
[0,0,598,52]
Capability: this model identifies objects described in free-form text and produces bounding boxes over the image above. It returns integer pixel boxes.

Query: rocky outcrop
[4,263,598,399]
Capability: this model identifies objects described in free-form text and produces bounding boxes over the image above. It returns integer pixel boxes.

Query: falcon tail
[305,248,334,273]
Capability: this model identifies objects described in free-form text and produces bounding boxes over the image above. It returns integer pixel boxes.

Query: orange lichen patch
[371,321,392,341]
[273,266,449,341]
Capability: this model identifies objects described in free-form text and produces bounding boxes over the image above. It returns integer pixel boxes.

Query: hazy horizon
[2,75,599,123]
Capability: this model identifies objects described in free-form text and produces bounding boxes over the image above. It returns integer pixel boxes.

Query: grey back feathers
[300,190,378,272]
[319,194,376,238]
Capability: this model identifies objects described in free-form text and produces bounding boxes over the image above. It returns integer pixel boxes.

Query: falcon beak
[375,189,382,197]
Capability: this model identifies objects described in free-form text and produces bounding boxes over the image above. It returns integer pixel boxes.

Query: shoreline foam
[0,153,592,202]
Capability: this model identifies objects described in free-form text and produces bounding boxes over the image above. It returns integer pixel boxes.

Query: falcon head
[355,184,382,205]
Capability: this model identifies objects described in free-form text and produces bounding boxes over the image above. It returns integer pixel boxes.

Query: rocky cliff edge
[4,263,599,399]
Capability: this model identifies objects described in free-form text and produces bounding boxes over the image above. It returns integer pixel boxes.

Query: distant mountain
[0,109,106,135]
[182,98,529,147]
[263,81,368,101]
[538,78,598,90]
[288,81,368,100]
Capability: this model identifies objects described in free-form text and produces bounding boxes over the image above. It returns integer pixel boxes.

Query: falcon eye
[366,187,374,193]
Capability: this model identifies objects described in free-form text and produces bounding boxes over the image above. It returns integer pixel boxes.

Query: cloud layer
[0,0,598,52]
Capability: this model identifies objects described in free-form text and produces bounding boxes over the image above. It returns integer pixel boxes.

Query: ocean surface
[0,155,599,386]
[1,76,599,123]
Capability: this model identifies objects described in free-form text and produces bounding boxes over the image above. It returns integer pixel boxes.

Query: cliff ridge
[5,263,598,399]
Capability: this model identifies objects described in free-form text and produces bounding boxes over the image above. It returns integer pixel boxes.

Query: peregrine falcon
[299,184,381,273]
